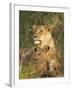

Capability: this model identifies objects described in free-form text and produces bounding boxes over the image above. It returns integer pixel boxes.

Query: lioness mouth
[34,40,41,44]
[34,38,41,44]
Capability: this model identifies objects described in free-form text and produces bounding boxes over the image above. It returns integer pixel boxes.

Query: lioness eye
[48,28,50,31]
[40,29,43,32]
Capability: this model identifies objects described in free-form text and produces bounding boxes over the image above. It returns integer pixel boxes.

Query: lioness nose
[34,35,37,38]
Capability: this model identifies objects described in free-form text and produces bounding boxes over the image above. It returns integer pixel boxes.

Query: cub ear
[43,45,50,52]
[35,47,37,52]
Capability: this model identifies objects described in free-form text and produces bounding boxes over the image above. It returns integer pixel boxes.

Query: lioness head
[32,25,54,49]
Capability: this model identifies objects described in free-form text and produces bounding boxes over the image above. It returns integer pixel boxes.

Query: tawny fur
[32,25,56,52]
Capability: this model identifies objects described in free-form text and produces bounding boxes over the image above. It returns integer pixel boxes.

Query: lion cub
[30,46,61,77]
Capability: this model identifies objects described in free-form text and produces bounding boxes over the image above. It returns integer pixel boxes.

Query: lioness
[32,25,56,52]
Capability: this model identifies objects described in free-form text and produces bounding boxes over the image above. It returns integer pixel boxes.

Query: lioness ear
[32,25,37,32]
[45,26,52,32]
[32,25,37,29]
[47,27,53,32]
